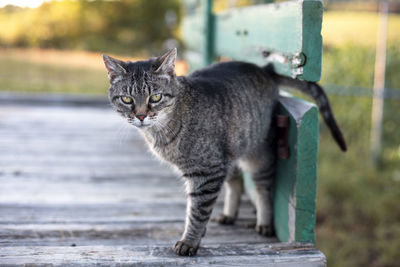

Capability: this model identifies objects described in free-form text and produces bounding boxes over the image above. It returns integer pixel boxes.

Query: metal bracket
[277,115,290,159]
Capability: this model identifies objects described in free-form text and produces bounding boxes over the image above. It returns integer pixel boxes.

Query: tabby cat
[102,48,346,256]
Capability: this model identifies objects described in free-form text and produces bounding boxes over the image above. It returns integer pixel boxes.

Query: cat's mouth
[131,121,151,128]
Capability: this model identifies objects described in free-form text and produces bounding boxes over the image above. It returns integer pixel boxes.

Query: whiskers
[146,117,168,145]
[127,117,135,125]
[114,122,132,146]
[151,117,181,147]
[159,120,175,135]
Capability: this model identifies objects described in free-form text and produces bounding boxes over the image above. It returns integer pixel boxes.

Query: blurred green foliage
[317,43,400,267]
[0,0,180,55]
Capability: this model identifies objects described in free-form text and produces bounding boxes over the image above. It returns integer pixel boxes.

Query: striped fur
[103,49,346,256]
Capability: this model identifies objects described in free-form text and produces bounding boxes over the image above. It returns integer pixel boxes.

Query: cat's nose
[136,114,146,121]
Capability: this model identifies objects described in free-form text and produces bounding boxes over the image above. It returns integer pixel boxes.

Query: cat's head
[102,49,178,129]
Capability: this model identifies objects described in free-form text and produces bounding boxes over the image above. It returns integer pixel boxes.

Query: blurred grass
[322,11,400,48]
[316,92,400,267]
[0,49,108,95]
[0,48,187,94]
[316,11,400,267]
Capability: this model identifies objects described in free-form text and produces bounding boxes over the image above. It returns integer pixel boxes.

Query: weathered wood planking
[0,94,325,266]
[182,0,323,81]
[0,243,326,266]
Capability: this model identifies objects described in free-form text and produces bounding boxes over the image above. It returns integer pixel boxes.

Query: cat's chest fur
[142,124,185,167]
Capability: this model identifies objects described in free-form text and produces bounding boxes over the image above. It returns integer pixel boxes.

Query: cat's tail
[265,65,347,152]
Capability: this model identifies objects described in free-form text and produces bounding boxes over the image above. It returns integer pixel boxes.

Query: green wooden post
[202,0,214,66]
[274,95,319,243]
[243,94,319,243]
[301,0,323,81]
[251,0,274,3]
[182,0,214,71]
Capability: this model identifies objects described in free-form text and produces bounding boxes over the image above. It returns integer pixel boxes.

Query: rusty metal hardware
[277,115,290,159]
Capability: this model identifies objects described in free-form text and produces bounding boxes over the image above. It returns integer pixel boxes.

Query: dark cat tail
[266,66,347,152]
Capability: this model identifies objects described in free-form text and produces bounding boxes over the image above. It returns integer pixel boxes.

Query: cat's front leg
[173,171,225,256]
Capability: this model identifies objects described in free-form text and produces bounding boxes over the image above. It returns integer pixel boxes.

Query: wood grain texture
[274,96,319,243]
[295,100,319,242]
[301,0,323,81]
[0,243,326,267]
[0,94,325,266]
[182,0,323,81]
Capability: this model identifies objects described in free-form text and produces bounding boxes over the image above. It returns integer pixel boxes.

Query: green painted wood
[253,0,274,3]
[182,0,323,81]
[203,0,214,66]
[213,0,322,81]
[294,106,318,242]
[301,0,323,81]
[182,0,215,71]
[182,4,206,71]
[243,94,319,243]
[214,2,301,61]
[275,95,318,243]
[182,13,204,52]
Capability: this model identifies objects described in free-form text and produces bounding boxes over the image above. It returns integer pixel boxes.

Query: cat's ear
[102,54,127,83]
[154,48,177,76]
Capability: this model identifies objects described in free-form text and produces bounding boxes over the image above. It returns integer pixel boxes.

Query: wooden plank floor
[0,94,326,266]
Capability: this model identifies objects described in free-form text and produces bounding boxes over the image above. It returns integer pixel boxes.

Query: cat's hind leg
[239,146,276,237]
[252,162,275,236]
[216,166,243,225]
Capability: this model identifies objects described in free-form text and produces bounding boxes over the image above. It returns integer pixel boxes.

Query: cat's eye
[149,94,162,103]
[121,96,133,104]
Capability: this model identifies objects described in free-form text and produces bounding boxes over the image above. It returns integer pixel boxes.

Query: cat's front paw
[216,214,236,225]
[173,240,198,256]
[255,224,274,236]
